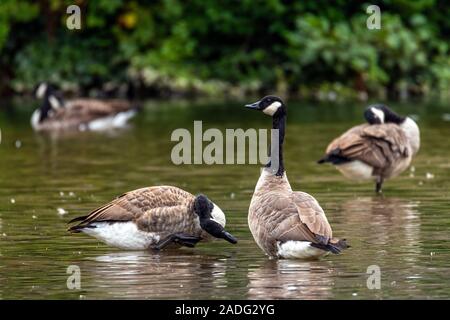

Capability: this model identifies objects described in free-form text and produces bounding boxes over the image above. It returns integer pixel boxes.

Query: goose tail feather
[311,238,350,254]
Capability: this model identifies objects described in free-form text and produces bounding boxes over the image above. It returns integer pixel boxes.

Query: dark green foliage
[0,0,449,98]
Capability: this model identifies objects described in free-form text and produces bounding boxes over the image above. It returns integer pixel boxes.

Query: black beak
[200,218,238,244]
[222,231,238,244]
[245,101,260,110]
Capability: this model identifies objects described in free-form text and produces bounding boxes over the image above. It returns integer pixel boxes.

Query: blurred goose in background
[68,186,237,250]
[245,96,348,259]
[318,104,420,193]
[31,82,138,131]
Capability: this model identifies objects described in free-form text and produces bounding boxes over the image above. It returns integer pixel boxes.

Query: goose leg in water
[153,233,202,250]
[376,177,384,194]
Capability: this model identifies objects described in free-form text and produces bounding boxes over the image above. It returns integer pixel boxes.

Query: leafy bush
[0,0,449,99]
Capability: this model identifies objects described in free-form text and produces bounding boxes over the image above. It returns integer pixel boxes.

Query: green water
[0,98,449,299]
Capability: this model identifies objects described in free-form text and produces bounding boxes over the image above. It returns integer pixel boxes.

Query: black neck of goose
[266,112,286,176]
[39,92,65,122]
[39,97,52,122]
[386,111,406,124]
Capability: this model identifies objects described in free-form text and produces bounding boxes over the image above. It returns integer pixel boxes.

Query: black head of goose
[245,96,348,259]
[246,95,286,176]
[318,104,420,193]
[31,82,65,128]
[31,81,138,132]
[67,186,237,250]
[364,104,405,125]
[194,194,238,244]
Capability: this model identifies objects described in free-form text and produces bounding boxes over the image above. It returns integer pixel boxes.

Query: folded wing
[325,123,409,169]
[68,186,194,232]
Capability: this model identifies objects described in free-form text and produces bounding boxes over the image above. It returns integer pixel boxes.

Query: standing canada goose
[31,82,138,131]
[317,104,420,193]
[245,96,348,259]
[67,186,237,250]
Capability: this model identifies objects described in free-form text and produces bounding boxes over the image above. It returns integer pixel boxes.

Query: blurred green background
[0,0,449,100]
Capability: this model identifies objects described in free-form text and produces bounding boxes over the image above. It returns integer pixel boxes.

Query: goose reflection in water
[72,250,231,299]
[338,197,421,248]
[247,260,334,299]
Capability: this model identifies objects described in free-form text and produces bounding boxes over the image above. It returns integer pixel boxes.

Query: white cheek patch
[210,204,226,227]
[371,107,385,123]
[49,95,62,109]
[30,109,41,128]
[263,101,281,116]
[36,83,47,99]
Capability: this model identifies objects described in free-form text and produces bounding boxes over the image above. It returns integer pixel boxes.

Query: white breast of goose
[82,222,161,250]
[30,109,42,130]
[335,160,374,180]
[400,117,420,155]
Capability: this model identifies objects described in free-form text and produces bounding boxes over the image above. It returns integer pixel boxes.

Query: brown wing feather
[51,98,133,125]
[361,124,409,157]
[68,186,194,230]
[262,192,332,246]
[326,123,409,168]
[291,191,332,242]
[68,99,132,114]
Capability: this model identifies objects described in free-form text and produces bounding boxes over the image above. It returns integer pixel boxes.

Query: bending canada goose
[245,96,348,259]
[31,82,138,131]
[68,186,237,250]
[318,104,420,193]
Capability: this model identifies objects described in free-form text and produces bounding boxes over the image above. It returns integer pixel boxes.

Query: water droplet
[10,198,15,204]
[15,140,22,148]
[57,208,68,215]
[287,286,297,291]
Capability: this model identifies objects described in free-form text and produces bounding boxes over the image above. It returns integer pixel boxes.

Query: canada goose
[245,96,348,259]
[317,104,420,193]
[31,82,138,131]
[68,186,237,250]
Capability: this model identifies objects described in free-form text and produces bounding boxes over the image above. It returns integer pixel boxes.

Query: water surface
[0,98,449,299]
